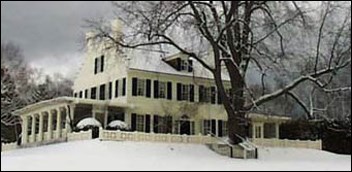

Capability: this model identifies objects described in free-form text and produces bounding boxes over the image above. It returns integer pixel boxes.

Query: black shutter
[153,115,159,133]
[115,80,119,98]
[145,115,151,133]
[177,83,182,100]
[211,119,216,135]
[188,59,193,72]
[211,86,216,104]
[167,82,172,100]
[176,58,181,71]
[146,79,151,98]
[154,80,159,98]
[85,89,88,99]
[199,85,204,102]
[99,84,105,100]
[218,120,223,137]
[217,89,222,104]
[100,55,104,72]
[91,87,96,99]
[109,82,112,99]
[122,78,126,96]
[131,113,137,131]
[190,84,194,102]
[94,58,98,74]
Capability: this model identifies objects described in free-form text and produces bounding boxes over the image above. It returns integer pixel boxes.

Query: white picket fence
[67,130,92,142]
[99,130,216,144]
[251,138,322,150]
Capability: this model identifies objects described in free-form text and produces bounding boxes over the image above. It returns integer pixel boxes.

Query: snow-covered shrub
[76,118,102,131]
[106,120,130,131]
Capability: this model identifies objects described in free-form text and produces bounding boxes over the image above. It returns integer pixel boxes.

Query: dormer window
[163,53,193,73]
[179,59,193,72]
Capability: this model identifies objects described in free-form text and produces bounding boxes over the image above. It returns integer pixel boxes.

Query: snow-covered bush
[76,118,102,131]
[106,120,130,131]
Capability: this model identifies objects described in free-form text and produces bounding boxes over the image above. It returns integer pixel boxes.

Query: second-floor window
[137,79,145,96]
[94,55,105,74]
[177,83,194,102]
[159,82,166,98]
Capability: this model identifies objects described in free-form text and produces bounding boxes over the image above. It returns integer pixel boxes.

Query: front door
[180,121,191,135]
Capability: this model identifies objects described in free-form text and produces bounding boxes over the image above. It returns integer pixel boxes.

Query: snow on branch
[246,58,351,109]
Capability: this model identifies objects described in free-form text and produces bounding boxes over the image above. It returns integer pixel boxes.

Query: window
[199,86,215,103]
[203,119,216,135]
[203,120,212,135]
[136,115,145,132]
[222,121,228,136]
[94,55,104,74]
[99,84,106,100]
[91,87,97,99]
[181,60,188,71]
[159,82,166,98]
[181,84,189,100]
[74,93,77,98]
[154,81,172,99]
[218,120,228,137]
[179,59,193,72]
[79,91,83,98]
[137,79,145,96]
[154,115,172,134]
[255,126,262,138]
[177,83,194,102]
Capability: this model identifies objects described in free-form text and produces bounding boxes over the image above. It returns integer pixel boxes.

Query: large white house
[14,20,292,147]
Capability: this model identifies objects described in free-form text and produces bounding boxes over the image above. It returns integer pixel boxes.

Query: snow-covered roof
[108,120,129,129]
[77,118,102,129]
[126,50,230,80]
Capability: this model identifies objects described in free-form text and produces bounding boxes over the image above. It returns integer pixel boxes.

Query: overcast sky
[1,1,115,78]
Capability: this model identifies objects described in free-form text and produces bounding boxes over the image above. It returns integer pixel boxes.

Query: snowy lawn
[1,139,351,171]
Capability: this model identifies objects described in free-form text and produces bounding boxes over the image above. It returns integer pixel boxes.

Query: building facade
[14,20,290,146]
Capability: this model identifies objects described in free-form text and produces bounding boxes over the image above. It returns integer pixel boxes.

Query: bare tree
[87,1,351,144]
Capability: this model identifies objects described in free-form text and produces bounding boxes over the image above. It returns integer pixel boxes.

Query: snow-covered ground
[1,140,351,171]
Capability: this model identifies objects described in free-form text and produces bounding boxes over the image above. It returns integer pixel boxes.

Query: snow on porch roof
[247,112,292,122]
[13,97,134,116]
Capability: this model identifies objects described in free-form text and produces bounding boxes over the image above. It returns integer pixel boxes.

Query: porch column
[65,106,71,133]
[56,108,62,138]
[21,116,28,144]
[275,123,280,139]
[260,123,264,139]
[104,109,108,129]
[252,123,256,139]
[69,104,76,128]
[31,114,36,143]
[48,110,53,140]
[38,112,44,141]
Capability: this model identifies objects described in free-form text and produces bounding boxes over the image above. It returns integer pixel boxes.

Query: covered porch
[13,97,133,146]
[247,112,291,140]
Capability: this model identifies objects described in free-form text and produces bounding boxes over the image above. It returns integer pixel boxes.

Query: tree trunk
[226,106,248,144]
